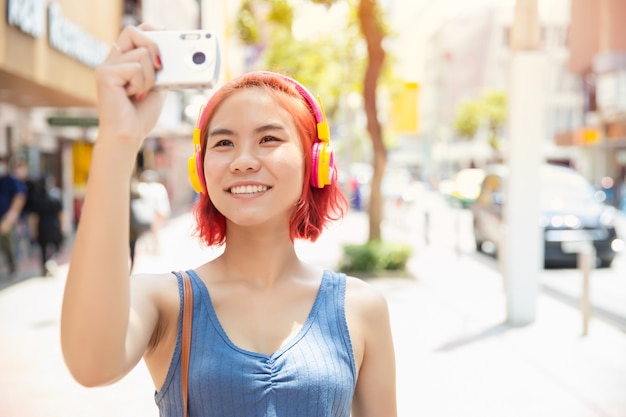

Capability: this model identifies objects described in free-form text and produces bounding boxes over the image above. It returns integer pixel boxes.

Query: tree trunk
[358,0,386,242]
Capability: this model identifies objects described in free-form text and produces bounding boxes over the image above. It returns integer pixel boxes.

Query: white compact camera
[144,30,220,90]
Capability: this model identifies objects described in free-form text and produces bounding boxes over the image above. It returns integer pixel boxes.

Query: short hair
[192,71,348,247]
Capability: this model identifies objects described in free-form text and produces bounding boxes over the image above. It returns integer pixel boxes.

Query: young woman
[61,24,397,417]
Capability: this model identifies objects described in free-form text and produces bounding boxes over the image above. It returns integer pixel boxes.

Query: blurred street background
[1,194,626,416]
[2,0,626,416]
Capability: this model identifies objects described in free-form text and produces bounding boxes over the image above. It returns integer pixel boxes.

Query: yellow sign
[73,141,94,187]
[390,82,419,134]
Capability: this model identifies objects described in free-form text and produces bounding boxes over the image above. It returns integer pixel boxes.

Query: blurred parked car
[471,164,623,268]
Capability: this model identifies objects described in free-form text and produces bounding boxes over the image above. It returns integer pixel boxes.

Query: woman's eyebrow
[208,127,234,137]
[208,123,287,138]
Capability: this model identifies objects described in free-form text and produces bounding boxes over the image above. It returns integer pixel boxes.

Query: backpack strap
[181,270,194,417]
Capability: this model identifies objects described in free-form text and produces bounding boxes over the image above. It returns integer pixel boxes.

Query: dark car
[471,164,623,268]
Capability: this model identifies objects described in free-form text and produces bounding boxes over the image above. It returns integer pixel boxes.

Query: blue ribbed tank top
[155,269,357,417]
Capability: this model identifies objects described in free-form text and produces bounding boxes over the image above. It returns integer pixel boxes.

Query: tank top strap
[321,270,355,377]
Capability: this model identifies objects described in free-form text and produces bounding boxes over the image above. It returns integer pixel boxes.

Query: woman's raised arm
[60,24,167,387]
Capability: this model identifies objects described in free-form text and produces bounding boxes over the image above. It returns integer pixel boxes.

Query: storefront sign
[6,1,108,68]
[48,2,108,68]
[6,0,46,38]
[47,116,99,127]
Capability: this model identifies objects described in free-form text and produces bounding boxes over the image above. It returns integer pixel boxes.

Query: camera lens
[192,52,206,65]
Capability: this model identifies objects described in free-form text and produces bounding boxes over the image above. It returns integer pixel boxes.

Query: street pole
[502,0,546,326]
[579,242,595,337]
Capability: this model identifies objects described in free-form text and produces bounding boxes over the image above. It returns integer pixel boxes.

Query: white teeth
[230,185,268,195]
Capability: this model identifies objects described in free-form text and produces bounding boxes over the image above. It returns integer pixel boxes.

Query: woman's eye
[260,135,280,143]
[214,139,233,147]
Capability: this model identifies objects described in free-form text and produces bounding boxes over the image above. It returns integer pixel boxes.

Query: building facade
[1,0,243,234]
[566,0,626,205]
[1,0,122,230]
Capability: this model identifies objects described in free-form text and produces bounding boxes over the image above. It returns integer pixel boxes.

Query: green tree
[453,90,507,150]
[482,90,507,151]
[454,100,482,140]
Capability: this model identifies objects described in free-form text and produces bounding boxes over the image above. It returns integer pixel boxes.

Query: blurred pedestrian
[0,156,27,278]
[61,25,396,417]
[137,169,170,254]
[29,176,64,276]
[14,159,36,259]
[349,176,362,211]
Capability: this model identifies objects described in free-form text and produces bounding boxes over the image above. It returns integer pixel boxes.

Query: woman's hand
[95,24,167,152]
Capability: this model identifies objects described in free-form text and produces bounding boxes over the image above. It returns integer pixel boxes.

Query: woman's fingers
[115,25,163,70]
[118,62,146,97]
[101,40,159,97]
[117,48,156,97]
[105,42,123,60]
[137,22,165,31]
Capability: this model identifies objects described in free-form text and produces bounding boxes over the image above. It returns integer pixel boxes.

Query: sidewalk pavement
[0,208,625,416]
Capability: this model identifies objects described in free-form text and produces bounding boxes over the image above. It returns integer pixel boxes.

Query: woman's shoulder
[131,271,179,284]
[322,270,385,300]
[130,271,181,307]
[343,274,390,316]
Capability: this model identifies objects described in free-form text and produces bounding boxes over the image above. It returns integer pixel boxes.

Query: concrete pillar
[502,0,546,326]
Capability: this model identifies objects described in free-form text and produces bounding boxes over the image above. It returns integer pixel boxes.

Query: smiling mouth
[229,185,270,195]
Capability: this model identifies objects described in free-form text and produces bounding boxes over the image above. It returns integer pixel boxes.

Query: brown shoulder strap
[181,271,194,417]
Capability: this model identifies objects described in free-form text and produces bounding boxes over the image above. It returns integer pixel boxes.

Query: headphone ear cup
[195,150,207,192]
[310,141,334,188]
[310,142,321,188]
[188,152,204,194]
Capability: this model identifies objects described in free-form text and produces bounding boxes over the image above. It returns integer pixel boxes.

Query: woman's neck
[217,228,302,289]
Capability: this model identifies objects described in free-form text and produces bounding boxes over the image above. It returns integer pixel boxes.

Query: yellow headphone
[188,106,206,194]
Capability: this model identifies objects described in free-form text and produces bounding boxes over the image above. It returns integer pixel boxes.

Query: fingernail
[155,55,162,69]
[137,92,148,100]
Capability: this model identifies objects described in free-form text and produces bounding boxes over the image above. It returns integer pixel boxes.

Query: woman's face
[203,88,305,229]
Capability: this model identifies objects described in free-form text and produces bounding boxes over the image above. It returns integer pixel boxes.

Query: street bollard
[578,241,595,337]
[562,239,595,337]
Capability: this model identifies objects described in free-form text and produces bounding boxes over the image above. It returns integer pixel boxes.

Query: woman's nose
[229,147,261,172]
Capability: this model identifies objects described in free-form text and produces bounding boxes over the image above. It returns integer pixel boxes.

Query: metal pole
[504,0,544,326]
[578,242,595,337]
